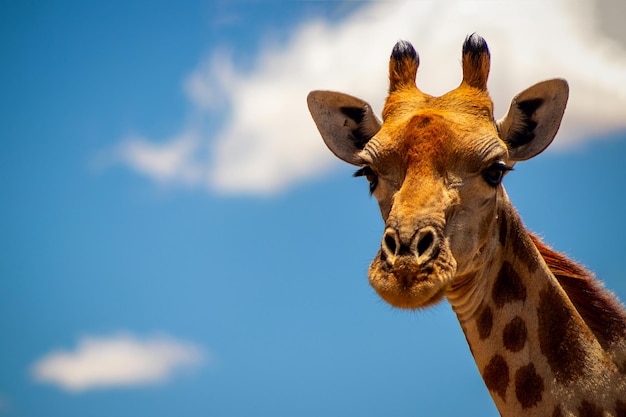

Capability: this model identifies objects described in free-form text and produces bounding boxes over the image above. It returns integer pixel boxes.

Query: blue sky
[1,1,625,416]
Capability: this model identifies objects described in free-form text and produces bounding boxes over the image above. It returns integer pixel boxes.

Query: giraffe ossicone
[308,34,626,416]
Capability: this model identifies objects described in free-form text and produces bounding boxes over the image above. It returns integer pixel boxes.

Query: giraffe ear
[497,79,569,161]
[307,90,382,165]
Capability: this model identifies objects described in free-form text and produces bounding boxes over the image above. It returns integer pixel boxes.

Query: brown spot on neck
[615,400,626,417]
[498,208,507,247]
[578,400,603,417]
[502,316,527,352]
[483,354,509,401]
[537,283,589,383]
[514,363,544,409]
[492,262,527,308]
[476,304,493,340]
[552,405,564,417]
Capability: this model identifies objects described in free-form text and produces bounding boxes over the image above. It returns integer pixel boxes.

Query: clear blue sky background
[1,1,625,417]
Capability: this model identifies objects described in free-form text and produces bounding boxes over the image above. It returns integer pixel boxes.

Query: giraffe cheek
[447,215,498,277]
[446,224,480,273]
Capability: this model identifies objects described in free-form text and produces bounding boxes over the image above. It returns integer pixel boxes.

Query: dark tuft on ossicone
[389,40,420,93]
[463,33,490,59]
[391,40,419,65]
[461,33,491,90]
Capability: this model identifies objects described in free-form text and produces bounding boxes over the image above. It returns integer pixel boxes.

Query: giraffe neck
[446,200,626,417]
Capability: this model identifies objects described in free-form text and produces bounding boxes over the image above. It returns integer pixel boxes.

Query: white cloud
[115,132,206,186]
[31,333,207,392]
[111,0,626,195]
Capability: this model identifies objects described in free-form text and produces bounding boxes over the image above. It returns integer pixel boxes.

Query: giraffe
[307,34,626,416]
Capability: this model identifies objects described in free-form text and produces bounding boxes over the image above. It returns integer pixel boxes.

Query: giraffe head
[308,35,568,309]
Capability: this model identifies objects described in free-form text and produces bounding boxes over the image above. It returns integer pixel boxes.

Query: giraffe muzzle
[368,223,454,309]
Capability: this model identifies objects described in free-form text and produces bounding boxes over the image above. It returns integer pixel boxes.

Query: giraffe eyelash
[353,166,379,194]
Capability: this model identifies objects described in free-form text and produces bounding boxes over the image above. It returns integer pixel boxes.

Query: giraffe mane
[530,234,626,348]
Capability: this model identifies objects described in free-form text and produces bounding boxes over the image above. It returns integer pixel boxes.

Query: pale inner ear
[307,91,381,165]
[497,79,569,161]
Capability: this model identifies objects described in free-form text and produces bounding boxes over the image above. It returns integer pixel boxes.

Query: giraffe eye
[482,162,513,187]
[353,166,379,194]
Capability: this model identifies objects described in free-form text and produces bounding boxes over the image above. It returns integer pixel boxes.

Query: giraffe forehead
[373,87,500,167]
[369,107,502,176]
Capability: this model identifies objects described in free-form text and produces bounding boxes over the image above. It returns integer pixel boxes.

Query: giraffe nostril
[384,234,398,255]
[417,230,434,256]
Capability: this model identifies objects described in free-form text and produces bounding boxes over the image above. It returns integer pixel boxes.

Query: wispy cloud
[115,132,206,187]
[31,333,207,392]
[109,0,626,195]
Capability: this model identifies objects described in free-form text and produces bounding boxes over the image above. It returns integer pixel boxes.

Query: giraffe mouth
[368,248,456,309]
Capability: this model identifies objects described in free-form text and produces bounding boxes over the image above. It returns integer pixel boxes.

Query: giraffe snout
[381,226,440,267]
[369,224,455,309]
